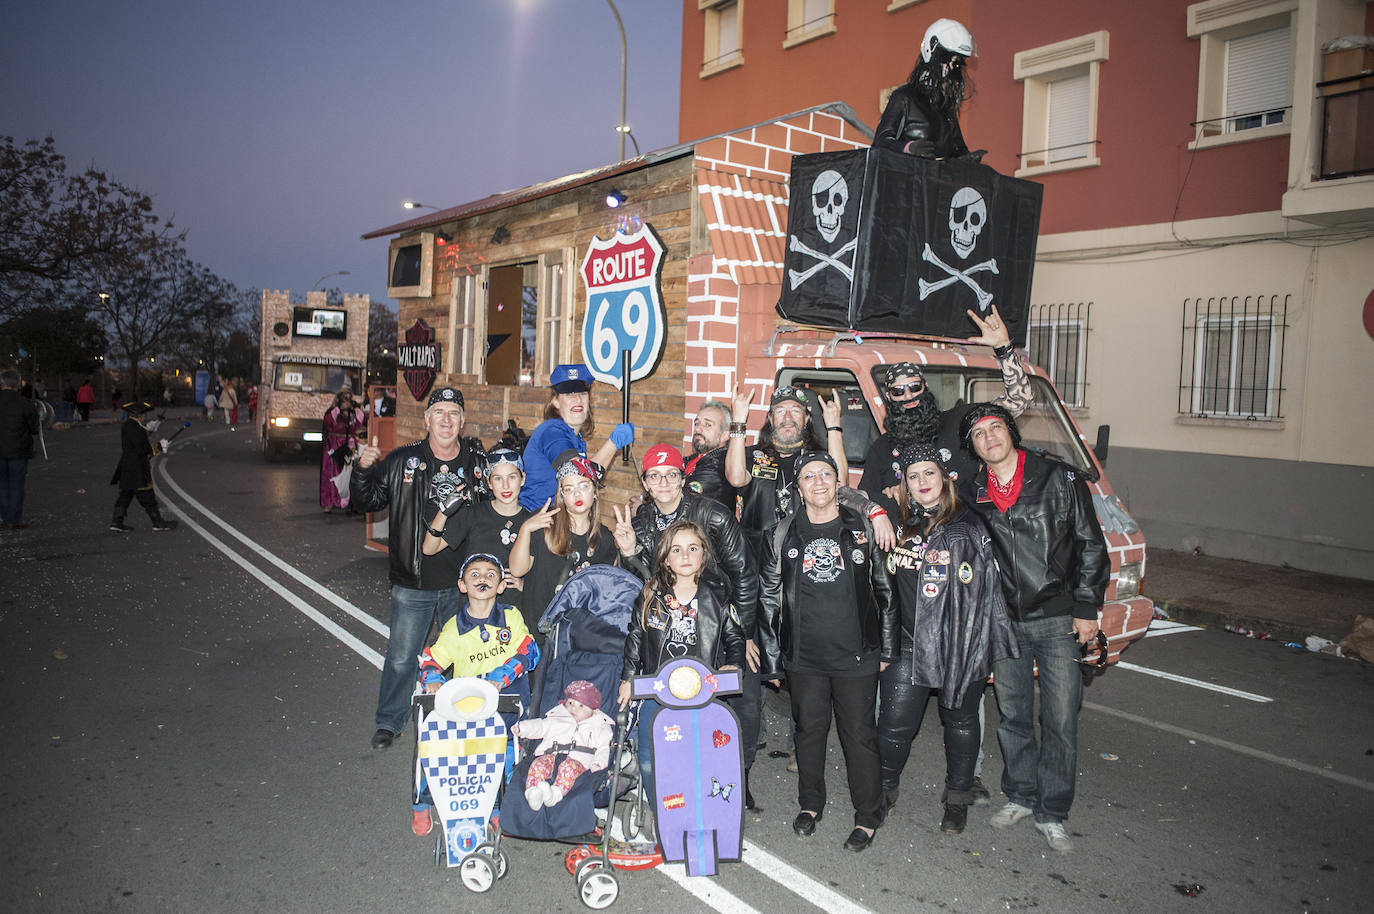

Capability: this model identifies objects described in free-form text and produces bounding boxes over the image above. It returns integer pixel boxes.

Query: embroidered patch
[922,582,940,598]
[923,563,948,582]
[938,550,951,564]
[497,628,511,643]
[663,793,686,810]
[852,549,866,564]
[663,725,682,742]
[853,530,868,545]
[958,562,973,583]
[688,481,702,493]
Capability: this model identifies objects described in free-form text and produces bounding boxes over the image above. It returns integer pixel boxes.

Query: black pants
[789,669,883,830]
[112,487,163,522]
[877,655,982,805]
[729,666,762,770]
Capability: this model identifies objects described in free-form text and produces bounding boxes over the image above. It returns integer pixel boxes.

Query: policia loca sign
[778,146,1043,346]
[399,318,441,401]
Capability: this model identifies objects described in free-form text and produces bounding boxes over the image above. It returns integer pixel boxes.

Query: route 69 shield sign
[579,224,667,390]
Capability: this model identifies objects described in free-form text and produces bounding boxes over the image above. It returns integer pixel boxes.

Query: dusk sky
[1,0,684,309]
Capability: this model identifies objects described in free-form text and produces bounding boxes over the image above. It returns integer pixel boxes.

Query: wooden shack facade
[363,104,872,503]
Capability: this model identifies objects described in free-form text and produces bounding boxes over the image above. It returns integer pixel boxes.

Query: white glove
[160,439,171,451]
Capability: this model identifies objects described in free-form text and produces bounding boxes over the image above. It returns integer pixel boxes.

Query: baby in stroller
[513,680,614,810]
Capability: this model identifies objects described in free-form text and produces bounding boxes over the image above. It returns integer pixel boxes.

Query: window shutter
[1224,26,1289,120]
[718,3,739,58]
[1047,72,1091,162]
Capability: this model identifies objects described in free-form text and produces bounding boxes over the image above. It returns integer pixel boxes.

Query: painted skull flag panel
[778,147,1042,346]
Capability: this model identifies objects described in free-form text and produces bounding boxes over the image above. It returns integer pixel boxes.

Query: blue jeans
[375,585,461,735]
[991,615,1084,824]
[0,458,29,525]
[635,698,662,801]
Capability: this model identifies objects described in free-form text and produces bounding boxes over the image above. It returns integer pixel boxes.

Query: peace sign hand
[611,503,638,557]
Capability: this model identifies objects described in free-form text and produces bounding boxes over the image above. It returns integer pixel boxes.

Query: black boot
[940,803,968,834]
[150,512,178,532]
[110,516,132,532]
[744,767,757,811]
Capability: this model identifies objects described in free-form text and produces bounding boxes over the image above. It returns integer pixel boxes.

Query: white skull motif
[948,187,987,259]
[811,170,848,244]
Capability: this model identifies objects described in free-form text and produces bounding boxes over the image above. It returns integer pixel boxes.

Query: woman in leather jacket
[877,441,1017,835]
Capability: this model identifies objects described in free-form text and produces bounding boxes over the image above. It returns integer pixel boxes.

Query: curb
[1152,598,1324,646]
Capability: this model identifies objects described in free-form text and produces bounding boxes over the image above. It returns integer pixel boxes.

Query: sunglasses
[887,382,926,398]
[1076,630,1110,684]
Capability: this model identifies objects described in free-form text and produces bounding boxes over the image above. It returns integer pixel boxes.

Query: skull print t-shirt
[789,514,869,676]
[646,592,700,670]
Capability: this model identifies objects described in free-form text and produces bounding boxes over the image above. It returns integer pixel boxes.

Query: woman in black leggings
[877,441,1018,834]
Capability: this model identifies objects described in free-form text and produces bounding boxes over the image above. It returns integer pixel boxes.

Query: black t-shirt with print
[790,513,872,676]
[642,591,701,671]
[441,501,532,568]
[520,525,618,640]
[416,441,489,590]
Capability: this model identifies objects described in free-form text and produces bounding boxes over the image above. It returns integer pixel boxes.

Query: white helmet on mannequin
[922,18,974,62]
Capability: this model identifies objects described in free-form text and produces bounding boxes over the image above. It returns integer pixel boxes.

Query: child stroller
[501,564,659,909]
[412,678,523,893]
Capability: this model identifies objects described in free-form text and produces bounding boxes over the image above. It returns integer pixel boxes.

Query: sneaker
[110,521,133,532]
[1036,820,1074,852]
[990,802,1033,830]
[151,518,179,531]
[411,808,433,837]
[970,776,992,807]
[940,803,968,834]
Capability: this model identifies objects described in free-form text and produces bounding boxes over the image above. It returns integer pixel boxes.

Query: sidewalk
[1144,547,1374,645]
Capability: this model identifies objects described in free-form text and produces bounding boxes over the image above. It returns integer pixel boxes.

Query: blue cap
[550,363,592,394]
[460,553,505,577]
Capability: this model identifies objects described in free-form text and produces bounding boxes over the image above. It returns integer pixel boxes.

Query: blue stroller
[501,564,656,908]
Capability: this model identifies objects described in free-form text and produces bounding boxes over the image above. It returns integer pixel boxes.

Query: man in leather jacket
[874,18,981,162]
[957,403,1107,853]
[615,443,760,802]
[351,386,490,750]
[684,399,738,510]
[756,451,897,852]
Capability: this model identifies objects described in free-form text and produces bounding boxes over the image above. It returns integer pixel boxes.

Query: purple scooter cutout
[631,658,743,876]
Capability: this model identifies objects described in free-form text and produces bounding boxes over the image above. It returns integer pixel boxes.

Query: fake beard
[884,390,941,449]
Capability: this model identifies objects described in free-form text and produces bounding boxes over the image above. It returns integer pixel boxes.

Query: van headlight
[1115,561,1142,599]
[273,417,291,428]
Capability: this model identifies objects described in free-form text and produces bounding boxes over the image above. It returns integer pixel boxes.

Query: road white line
[656,863,766,914]
[1085,702,1374,793]
[157,460,388,637]
[742,839,877,914]
[1113,661,1273,703]
[156,486,384,669]
[1143,621,1203,638]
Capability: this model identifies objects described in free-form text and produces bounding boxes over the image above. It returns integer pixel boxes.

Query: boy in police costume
[410,553,541,837]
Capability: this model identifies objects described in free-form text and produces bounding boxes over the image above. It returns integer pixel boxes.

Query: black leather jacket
[757,503,897,678]
[622,492,758,637]
[684,446,737,511]
[874,84,971,160]
[960,450,1108,622]
[891,506,1018,708]
[350,437,489,588]
[621,576,745,680]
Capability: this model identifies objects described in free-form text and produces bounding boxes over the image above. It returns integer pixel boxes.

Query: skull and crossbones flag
[778,146,1043,346]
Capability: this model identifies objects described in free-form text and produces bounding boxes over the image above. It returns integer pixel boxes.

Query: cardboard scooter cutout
[631,658,743,876]
[417,678,507,867]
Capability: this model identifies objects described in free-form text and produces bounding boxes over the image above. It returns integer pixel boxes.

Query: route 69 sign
[579,224,667,390]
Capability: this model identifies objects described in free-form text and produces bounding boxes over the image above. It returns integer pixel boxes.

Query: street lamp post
[607,0,627,162]
[310,270,351,292]
[402,201,440,211]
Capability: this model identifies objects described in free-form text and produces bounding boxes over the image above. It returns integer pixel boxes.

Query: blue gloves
[610,422,635,449]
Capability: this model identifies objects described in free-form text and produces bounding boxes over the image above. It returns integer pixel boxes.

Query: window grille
[1179,295,1288,419]
[1027,302,1090,407]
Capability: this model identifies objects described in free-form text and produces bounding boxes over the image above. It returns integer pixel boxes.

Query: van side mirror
[1092,424,1110,465]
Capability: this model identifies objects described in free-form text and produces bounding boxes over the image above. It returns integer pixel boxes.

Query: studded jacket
[621,577,745,681]
[960,449,1108,622]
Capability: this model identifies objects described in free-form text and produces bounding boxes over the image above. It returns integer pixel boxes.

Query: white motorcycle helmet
[921,18,974,62]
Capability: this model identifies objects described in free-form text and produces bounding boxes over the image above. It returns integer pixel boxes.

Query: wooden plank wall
[392,154,697,511]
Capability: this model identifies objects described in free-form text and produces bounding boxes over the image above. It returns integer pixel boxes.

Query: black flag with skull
[778,146,1042,345]
[777,149,868,329]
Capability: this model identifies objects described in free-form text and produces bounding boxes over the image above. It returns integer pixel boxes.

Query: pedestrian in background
[218,378,237,427]
[320,388,364,514]
[0,369,40,530]
[109,400,178,533]
[76,379,94,422]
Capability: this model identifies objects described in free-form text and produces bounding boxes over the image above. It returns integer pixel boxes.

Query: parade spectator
[878,441,1017,835]
[110,387,121,413]
[0,369,40,530]
[422,447,530,601]
[683,399,738,510]
[109,400,178,533]
[320,388,365,514]
[76,379,94,422]
[958,403,1108,853]
[757,451,895,853]
[350,386,490,751]
[247,384,258,423]
[217,378,237,427]
[613,443,759,807]
[519,363,633,511]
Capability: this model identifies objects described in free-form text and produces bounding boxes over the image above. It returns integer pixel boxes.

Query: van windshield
[902,367,1097,478]
[273,361,362,395]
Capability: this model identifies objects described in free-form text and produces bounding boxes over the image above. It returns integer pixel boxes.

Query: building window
[700,0,743,78]
[536,252,571,383]
[1027,303,1090,408]
[446,272,476,377]
[1179,295,1288,419]
[387,233,434,299]
[475,249,573,387]
[1013,31,1108,176]
[784,0,835,50]
[1187,0,1295,149]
